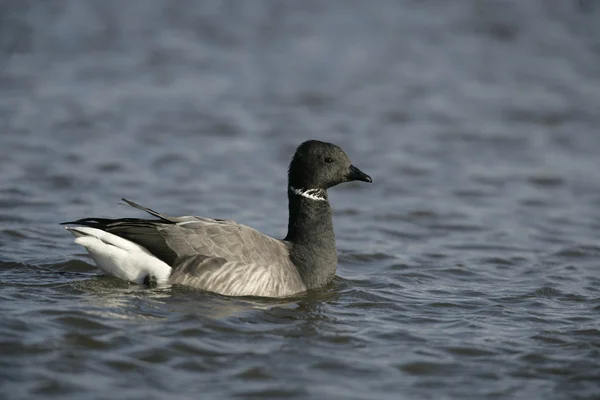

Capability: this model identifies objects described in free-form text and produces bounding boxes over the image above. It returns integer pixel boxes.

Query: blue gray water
[1,1,599,399]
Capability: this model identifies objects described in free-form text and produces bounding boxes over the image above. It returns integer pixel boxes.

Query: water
[1,1,599,399]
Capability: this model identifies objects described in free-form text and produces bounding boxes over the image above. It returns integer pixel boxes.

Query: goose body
[64,140,371,298]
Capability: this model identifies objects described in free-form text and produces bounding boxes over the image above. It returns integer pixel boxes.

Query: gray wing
[157,217,289,266]
[121,197,287,265]
[68,198,289,266]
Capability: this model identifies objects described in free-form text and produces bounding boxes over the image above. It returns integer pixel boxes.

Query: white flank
[289,186,326,201]
[67,227,171,284]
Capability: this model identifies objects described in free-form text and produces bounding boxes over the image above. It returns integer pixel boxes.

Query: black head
[288,140,372,190]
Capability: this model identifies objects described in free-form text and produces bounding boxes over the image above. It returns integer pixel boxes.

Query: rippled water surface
[1,1,600,399]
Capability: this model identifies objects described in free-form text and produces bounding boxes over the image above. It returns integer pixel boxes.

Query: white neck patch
[289,186,327,201]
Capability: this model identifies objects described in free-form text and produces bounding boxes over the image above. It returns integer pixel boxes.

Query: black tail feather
[61,199,174,227]
[60,217,161,227]
[120,198,172,222]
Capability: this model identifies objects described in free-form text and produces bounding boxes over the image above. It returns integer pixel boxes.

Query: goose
[63,140,372,298]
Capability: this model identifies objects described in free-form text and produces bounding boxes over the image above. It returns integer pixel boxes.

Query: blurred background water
[0,0,599,399]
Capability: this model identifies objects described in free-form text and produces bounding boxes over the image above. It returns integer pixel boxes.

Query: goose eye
[324,157,334,163]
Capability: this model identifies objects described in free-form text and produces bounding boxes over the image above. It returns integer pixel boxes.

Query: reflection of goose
[64,140,371,298]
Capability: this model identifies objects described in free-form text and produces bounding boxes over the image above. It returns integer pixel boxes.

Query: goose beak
[348,165,372,183]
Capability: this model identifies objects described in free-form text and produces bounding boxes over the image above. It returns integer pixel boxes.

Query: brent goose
[63,140,371,298]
